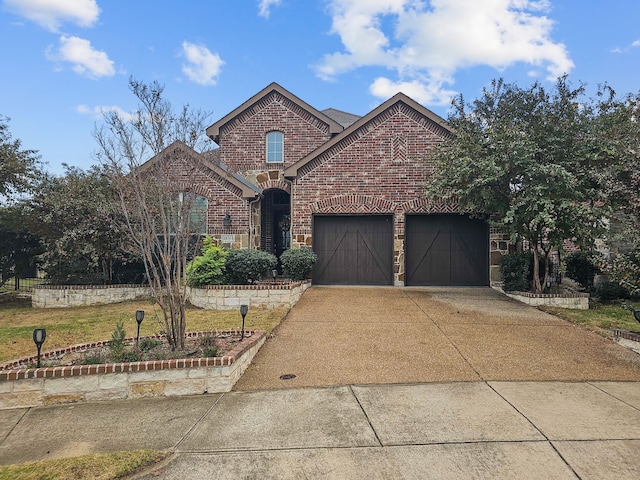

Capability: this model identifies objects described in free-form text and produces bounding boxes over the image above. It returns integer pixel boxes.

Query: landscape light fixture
[240,304,248,341]
[272,269,278,285]
[32,328,47,368]
[135,310,145,347]
[223,212,232,228]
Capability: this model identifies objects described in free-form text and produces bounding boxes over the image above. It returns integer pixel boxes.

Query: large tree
[427,77,611,293]
[31,165,137,285]
[94,78,212,350]
[0,115,42,201]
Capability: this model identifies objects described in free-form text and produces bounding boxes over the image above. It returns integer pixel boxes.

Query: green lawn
[541,300,640,336]
[0,294,288,363]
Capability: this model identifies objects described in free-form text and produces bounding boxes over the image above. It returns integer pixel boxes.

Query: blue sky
[1,0,639,175]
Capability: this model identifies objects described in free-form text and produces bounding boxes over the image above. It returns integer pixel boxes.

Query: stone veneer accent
[0,330,265,409]
[32,282,310,309]
[499,289,590,310]
[187,281,310,310]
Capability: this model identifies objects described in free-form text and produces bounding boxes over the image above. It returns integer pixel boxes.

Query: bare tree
[94,78,212,350]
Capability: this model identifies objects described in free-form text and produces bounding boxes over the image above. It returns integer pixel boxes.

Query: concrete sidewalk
[1,382,640,478]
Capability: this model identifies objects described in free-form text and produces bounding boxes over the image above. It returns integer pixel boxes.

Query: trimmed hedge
[224,249,278,285]
[280,248,317,281]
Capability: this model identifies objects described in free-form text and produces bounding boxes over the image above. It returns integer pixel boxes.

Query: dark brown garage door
[313,215,393,285]
[405,214,489,286]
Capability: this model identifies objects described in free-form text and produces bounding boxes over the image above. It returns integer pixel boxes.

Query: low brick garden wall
[501,289,590,309]
[32,282,311,309]
[0,330,266,409]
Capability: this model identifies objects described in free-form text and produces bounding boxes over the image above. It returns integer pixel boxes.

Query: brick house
[149,82,508,286]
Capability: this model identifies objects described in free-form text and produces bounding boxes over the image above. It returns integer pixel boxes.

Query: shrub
[500,251,532,292]
[224,249,277,285]
[186,237,227,286]
[607,249,640,297]
[138,337,162,352]
[565,251,601,289]
[280,248,317,281]
[109,320,127,362]
[593,280,630,304]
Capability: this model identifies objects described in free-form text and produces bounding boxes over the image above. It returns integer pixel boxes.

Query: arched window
[266,131,284,163]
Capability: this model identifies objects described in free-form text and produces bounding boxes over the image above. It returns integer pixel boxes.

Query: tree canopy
[427,77,639,293]
[0,115,42,201]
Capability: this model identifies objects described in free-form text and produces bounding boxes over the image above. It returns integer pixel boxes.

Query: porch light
[240,304,248,341]
[32,328,46,368]
[135,310,145,348]
[223,212,232,228]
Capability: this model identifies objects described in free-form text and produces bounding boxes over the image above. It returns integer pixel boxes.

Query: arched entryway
[260,189,291,266]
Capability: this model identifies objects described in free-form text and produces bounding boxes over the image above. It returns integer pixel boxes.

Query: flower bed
[0,330,266,409]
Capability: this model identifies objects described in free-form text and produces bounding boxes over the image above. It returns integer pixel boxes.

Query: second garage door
[405,214,489,286]
[313,215,393,285]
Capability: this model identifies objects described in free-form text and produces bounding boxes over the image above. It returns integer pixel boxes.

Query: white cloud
[258,0,282,18]
[76,104,135,122]
[46,36,115,79]
[316,0,574,104]
[3,0,99,32]
[181,41,224,86]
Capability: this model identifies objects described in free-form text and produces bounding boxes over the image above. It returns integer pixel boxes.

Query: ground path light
[135,310,145,347]
[32,328,46,368]
[240,304,248,341]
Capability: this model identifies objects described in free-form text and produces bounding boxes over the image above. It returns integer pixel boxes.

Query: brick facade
[152,83,499,286]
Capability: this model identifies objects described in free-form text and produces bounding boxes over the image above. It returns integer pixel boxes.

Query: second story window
[266,131,283,163]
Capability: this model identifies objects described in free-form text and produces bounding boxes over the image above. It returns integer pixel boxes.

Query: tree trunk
[531,247,543,294]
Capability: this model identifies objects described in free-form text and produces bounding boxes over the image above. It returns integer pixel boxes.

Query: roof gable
[205,82,344,144]
[140,140,261,199]
[284,93,452,178]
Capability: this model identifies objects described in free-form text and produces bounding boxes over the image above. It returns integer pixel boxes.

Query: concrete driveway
[234,286,640,391]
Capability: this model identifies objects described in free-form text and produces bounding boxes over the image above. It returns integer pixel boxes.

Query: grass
[541,300,640,336]
[0,296,289,476]
[0,295,288,363]
[0,450,166,480]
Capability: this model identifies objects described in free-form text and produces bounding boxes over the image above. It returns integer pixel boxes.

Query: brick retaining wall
[0,330,265,409]
[500,289,590,310]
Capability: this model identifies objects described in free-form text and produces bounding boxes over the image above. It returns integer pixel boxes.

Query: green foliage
[186,237,227,286]
[427,76,628,292]
[0,206,43,287]
[605,249,640,296]
[592,281,630,304]
[138,337,162,352]
[565,251,601,289]
[109,320,127,362]
[224,249,277,285]
[33,165,142,285]
[280,248,317,280]
[0,115,42,200]
[499,252,532,292]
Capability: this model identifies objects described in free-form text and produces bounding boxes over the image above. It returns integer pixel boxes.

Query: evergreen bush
[224,249,277,285]
[186,237,227,286]
[565,251,601,289]
[500,251,532,292]
[280,248,317,281]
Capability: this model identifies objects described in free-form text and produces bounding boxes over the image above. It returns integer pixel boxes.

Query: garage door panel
[314,216,393,285]
[406,215,488,286]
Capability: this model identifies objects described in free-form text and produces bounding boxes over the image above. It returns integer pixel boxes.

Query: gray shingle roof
[321,108,361,128]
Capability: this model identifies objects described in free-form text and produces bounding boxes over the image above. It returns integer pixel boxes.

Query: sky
[1,0,640,176]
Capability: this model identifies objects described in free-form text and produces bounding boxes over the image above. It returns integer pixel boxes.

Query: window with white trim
[266,131,284,163]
